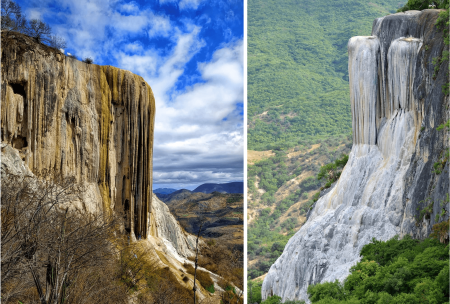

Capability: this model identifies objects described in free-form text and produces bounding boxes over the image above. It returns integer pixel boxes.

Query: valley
[158,190,244,251]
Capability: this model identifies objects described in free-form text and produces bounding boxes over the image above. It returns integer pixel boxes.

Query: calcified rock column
[1,32,155,240]
[262,10,448,303]
[348,36,380,145]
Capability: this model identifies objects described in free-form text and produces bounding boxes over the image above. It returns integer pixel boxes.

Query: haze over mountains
[154,181,244,198]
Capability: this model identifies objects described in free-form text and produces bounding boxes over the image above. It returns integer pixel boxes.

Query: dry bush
[116,242,157,293]
[220,288,243,304]
[184,262,214,290]
[1,170,122,304]
[200,243,243,290]
[189,254,218,273]
[115,242,194,304]
[58,263,128,304]
[144,268,194,304]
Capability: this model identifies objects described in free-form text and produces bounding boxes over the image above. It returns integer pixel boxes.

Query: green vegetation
[433,120,449,175]
[317,154,349,189]
[399,0,449,93]
[437,120,450,131]
[248,279,263,303]
[248,0,402,150]
[417,197,434,222]
[227,196,243,203]
[262,295,306,304]
[248,137,352,279]
[397,0,448,12]
[205,284,215,293]
[307,234,449,304]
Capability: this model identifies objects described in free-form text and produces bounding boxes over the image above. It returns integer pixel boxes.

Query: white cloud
[159,0,206,10]
[119,2,140,14]
[179,0,204,10]
[148,14,172,38]
[150,40,244,186]
[123,41,144,53]
[117,38,244,187]
[45,0,173,62]
[27,9,43,20]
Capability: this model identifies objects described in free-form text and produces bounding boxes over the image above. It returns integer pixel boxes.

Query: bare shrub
[145,268,194,304]
[27,18,51,42]
[1,0,66,49]
[184,262,214,290]
[49,35,67,49]
[1,170,123,304]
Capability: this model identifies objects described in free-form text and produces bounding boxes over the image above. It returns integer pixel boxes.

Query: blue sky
[16,0,244,190]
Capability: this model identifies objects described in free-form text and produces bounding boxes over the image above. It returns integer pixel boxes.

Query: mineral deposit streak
[262,10,449,302]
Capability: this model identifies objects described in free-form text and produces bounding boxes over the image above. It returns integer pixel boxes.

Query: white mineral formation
[262,10,448,302]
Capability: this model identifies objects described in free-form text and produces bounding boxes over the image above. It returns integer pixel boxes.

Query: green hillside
[248,0,404,150]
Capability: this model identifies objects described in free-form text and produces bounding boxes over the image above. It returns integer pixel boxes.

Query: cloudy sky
[16,0,244,190]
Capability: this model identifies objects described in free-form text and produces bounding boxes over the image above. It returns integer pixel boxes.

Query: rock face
[262,10,449,302]
[149,193,197,258]
[1,32,155,240]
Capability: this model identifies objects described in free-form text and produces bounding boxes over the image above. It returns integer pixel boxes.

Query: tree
[193,216,207,304]
[1,0,27,32]
[27,18,51,42]
[1,0,67,49]
[49,35,67,49]
[317,154,348,188]
[398,0,449,11]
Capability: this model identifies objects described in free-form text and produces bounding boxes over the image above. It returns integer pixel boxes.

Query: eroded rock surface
[1,32,155,240]
[262,10,449,302]
[149,193,198,259]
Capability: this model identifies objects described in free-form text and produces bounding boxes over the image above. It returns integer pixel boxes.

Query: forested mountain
[247,0,403,150]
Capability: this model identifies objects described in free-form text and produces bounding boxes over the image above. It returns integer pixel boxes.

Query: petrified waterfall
[1,32,155,240]
[262,10,448,302]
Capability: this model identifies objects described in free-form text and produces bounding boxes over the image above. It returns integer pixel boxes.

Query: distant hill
[153,188,178,194]
[247,0,402,150]
[154,189,192,201]
[193,182,244,194]
[158,191,244,251]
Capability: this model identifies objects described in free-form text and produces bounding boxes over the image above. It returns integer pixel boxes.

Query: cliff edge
[1,32,155,240]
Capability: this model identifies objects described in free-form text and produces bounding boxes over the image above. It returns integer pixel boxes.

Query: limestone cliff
[262,10,449,302]
[149,193,198,259]
[1,32,155,240]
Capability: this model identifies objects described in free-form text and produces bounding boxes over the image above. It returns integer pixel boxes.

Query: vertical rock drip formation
[1,33,155,240]
[348,36,380,145]
[262,10,448,302]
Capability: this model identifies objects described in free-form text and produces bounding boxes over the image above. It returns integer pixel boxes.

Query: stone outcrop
[262,10,449,302]
[1,32,155,240]
[149,193,198,258]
